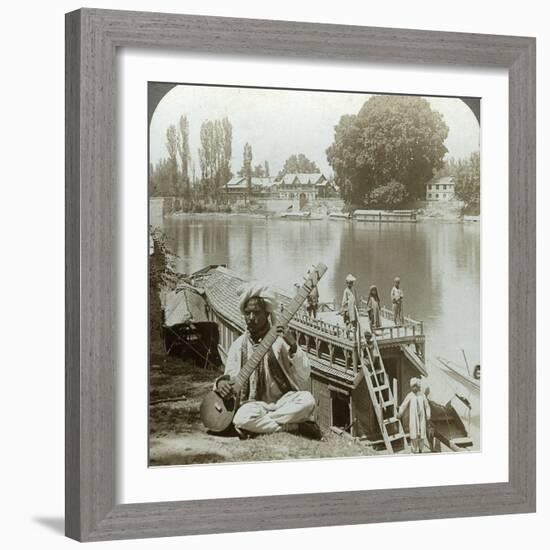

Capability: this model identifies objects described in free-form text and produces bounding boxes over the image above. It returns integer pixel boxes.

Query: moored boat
[329,212,351,220]
[354,209,417,223]
[437,356,480,392]
[428,398,473,451]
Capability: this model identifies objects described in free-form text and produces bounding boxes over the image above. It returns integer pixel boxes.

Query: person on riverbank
[365,285,381,329]
[391,276,404,325]
[215,282,321,440]
[340,274,358,329]
[397,377,431,453]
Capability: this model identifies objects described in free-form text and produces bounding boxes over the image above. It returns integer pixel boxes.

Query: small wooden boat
[429,399,473,451]
[437,356,480,392]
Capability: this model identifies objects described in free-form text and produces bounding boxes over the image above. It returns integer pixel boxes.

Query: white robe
[220,333,314,434]
[222,333,311,401]
[399,391,431,440]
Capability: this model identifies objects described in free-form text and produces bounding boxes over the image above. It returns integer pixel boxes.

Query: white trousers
[233,391,315,434]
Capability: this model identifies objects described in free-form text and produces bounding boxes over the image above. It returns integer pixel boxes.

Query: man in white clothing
[391,276,404,325]
[215,282,321,439]
[397,377,431,453]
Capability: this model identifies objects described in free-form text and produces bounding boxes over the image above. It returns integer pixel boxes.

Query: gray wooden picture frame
[65,8,536,542]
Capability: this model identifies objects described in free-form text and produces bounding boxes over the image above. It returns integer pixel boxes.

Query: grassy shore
[149,341,375,466]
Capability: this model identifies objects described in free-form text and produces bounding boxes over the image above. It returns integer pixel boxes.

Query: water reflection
[167,216,479,358]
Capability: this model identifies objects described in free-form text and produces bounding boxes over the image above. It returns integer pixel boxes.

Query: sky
[149,84,480,178]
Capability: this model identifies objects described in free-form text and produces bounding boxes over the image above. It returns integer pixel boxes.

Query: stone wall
[408,199,464,220]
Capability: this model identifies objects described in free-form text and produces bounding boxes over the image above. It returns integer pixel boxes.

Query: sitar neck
[235,268,326,386]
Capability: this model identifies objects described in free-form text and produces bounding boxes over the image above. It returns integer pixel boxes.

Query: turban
[238,282,279,315]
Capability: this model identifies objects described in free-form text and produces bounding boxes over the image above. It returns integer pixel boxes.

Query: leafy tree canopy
[326,95,449,206]
[277,153,320,180]
[453,151,480,213]
[368,181,408,208]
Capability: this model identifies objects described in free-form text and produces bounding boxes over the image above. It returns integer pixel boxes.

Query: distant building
[222,176,275,200]
[426,176,455,201]
[275,173,330,203]
[222,172,331,207]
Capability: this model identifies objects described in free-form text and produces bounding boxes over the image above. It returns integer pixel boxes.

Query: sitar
[200,262,328,433]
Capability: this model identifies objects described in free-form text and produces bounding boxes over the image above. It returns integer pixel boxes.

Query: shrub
[367,180,408,208]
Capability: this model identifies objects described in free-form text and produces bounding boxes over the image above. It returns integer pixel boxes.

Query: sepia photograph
[148,82,481,466]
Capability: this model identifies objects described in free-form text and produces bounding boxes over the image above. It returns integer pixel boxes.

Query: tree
[326,95,449,206]
[241,143,253,197]
[434,156,459,179]
[149,227,177,345]
[276,154,320,180]
[220,118,233,197]
[177,116,190,196]
[368,181,408,208]
[149,158,173,196]
[165,124,180,195]
[198,120,214,198]
[252,164,265,177]
[198,117,233,202]
[453,151,480,213]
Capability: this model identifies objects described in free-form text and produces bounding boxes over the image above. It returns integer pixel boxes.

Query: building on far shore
[426,176,455,201]
[222,176,275,201]
[221,172,332,209]
[275,173,329,202]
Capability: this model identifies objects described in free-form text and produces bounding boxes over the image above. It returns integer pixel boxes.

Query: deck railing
[291,303,423,345]
[373,322,424,342]
[292,310,355,342]
[369,306,424,341]
[378,305,422,327]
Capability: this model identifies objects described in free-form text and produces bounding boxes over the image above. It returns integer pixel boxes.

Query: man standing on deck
[391,276,404,325]
[341,274,358,328]
[215,282,321,439]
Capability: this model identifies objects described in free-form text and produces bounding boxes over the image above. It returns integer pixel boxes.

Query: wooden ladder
[356,317,409,453]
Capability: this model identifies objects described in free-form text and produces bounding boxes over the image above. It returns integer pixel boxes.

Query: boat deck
[192,265,426,382]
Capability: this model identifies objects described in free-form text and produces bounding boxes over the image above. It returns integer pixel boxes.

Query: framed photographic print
[65,8,536,542]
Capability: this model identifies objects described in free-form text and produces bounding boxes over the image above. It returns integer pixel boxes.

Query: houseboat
[354,209,417,223]
[188,265,432,453]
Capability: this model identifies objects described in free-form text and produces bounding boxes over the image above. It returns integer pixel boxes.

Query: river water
[162,214,481,448]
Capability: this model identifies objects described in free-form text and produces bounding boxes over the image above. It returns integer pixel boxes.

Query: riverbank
[149,338,375,466]
[167,209,476,223]
[152,194,476,224]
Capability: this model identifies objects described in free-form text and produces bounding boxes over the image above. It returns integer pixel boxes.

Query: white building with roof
[222,176,275,200]
[426,176,456,201]
[222,172,332,209]
[275,172,329,203]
